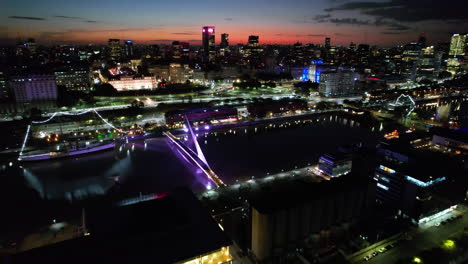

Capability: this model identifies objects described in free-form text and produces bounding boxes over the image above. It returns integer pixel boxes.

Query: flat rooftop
[7,188,231,264]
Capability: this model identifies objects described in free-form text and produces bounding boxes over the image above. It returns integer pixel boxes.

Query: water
[3,114,380,202]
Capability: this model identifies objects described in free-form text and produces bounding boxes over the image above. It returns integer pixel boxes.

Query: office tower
[108,39,121,60]
[123,40,134,59]
[220,33,229,48]
[10,74,58,103]
[417,32,427,47]
[180,42,190,59]
[172,41,181,59]
[248,35,259,47]
[448,33,467,56]
[202,26,216,62]
[349,42,356,51]
[325,37,331,49]
[54,67,90,92]
[318,69,359,97]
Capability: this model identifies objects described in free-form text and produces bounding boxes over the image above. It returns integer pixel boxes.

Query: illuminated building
[431,127,468,154]
[10,74,58,103]
[123,40,134,59]
[245,35,262,59]
[108,38,121,60]
[108,76,156,91]
[220,33,229,48]
[169,63,192,83]
[318,152,352,177]
[148,65,170,81]
[349,42,356,51]
[318,69,359,97]
[202,26,216,62]
[180,42,190,59]
[248,35,259,47]
[165,106,238,127]
[250,176,374,262]
[172,41,181,59]
[9,188,233,264]
[54,67,90,91]
[374,142,452,224]
[448,33,467,56]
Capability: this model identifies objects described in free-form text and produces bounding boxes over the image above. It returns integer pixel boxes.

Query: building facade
[318,70,359,97]
[108,76,157,91]
[202,26,216,62]
[54,68,90,91]
[10,74,58,103]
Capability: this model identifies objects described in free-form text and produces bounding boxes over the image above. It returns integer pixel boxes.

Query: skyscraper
[248,35,259,47]
[220,33,229,48]
[124,40,134,59]
[325,37,331,49]
[108,39,122,60]
[202,26,216,62]
[448,33,467,56]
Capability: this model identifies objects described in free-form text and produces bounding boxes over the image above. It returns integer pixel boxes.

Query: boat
[18,141,115,162]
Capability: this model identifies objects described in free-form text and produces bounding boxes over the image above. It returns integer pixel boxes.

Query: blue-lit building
[318,152,352,177]
[374,142,453,225]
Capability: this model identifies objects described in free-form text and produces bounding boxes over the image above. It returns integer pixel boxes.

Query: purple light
[183,128,189,132]
[202,29,206,33]
[195,127,199,131]
[204,125,210,130]
[208,28,214,33]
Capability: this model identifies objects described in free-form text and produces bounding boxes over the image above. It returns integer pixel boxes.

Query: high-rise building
[172,41,181,59]
[10,74,58,103]
[318,69,359,97]
[349,42,356,51]
[325,37,331,49]
[220,33,229,48]
[123,40,134,59]
[54,67,90,92]
[180,42,190,59]
[202,26,216,62]
[248,35,259,47]
[448,33,467,56]
[108,39,122,60]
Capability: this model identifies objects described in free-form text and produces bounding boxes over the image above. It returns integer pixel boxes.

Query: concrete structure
[10,74,58,103]
[0,71,9,100]
[108,76,156,91]
[318,69,359,97]
[250,176,375,262]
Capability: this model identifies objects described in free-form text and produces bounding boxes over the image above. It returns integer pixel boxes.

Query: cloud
[330,18,370,26]
[85,20,98,23]
[334,32,351,36]
[224,18,233,21]
[307,34,327,37]
[8,16,45,21]
[54,15,81,19]
[151,39,173,42]
[325,0,468,22]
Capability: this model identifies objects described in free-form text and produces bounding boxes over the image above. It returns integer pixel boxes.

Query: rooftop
[8,188,231,264]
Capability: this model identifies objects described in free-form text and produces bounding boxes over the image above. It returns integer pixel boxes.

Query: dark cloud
[330,18,370,26]
[8,16,45,21]
[151,39,173,42]
[307,34,327,37]
[85,20,98,23]
[224,18,233,21]
[54,15,81,19]
[325,0,468,22]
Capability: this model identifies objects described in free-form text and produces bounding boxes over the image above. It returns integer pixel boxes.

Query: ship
[18,140,116,162]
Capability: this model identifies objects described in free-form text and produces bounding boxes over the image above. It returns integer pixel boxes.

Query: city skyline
[1,0,468,46]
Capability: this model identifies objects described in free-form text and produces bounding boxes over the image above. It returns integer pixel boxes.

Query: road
[349,204,468,264]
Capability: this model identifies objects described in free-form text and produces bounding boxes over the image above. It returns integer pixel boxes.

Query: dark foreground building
[5,188,232,264]
[250,176,375,262]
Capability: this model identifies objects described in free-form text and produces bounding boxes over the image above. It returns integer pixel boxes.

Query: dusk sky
[1,0,467,47]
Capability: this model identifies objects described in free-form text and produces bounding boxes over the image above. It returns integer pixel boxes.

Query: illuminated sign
[418,205,457,224]
[379,165,396,174]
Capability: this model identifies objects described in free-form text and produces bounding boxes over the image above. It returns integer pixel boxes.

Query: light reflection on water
[15,114,378,201]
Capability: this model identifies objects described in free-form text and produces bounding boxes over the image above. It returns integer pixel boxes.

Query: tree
[94,83,117,96]
[438,71,452,79]
[29,107,42,121]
